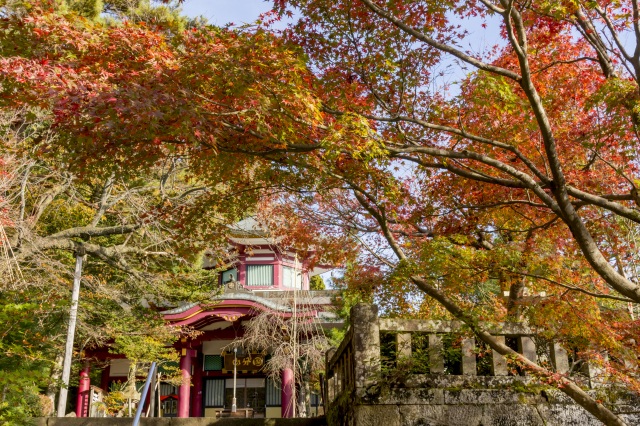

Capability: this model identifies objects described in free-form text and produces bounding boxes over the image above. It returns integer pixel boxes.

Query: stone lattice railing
[323,304,639,426]
[324,303,577,405]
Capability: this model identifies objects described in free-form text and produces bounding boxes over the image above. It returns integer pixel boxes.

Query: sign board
[223,353,266,373]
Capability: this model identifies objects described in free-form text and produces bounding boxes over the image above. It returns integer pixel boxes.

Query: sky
[178,1,505,66]
[178,1,504,68]
[180,0,274,26]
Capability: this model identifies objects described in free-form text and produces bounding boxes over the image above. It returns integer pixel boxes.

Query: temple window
[220,268,238,284]
[203,355,224,371]
[204,379,225,407]
[246,264,274,287]
[265,378,282,407]
[282,266,302,289]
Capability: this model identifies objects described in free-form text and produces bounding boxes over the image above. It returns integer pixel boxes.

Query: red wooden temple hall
[76,217,339,418]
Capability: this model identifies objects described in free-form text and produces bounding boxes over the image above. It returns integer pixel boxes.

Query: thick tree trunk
[303,368,311,418]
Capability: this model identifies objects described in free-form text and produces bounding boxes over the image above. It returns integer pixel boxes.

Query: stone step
[35,418,327,426]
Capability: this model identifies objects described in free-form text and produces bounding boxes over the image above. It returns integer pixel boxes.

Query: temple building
[77,218,339,418]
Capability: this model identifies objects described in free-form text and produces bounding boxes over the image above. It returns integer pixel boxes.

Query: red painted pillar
[100,364,110,392]
[238,254,247,286]
[178,350,194,418]
[274,252,282,289]
[191,353,203,417]
[76,363,90,417]
[281,367,294,418]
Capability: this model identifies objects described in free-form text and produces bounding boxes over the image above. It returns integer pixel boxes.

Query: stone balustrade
[378,317,570,377]
[325,304,572,405]
[323,304,638,426]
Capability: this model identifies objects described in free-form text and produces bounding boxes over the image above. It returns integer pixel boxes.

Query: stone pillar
[191,353,203,417]
[518,336,536,375]
[491,336,508,376]
[586,353,607,388]
[75,363,90,417]
[550,342,569,374]
[178,350,193,418]
[351,304,380,390]
[325,348,336,404]
[428,334,444,373]
[462,338,476,375]
[397,333,412,360]
[518,336,537,363]
[281,367,294,418]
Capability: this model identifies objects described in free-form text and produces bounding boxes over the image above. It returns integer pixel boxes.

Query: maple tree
[263,1,640,423]
[267,1,640,424]
[0,106,219,420]
[0,3,217,421]
[3,0,640,424]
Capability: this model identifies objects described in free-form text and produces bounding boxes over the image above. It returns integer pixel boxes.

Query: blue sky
[180,0,274,26]
[179,1,503,59]
[178,1,505,94]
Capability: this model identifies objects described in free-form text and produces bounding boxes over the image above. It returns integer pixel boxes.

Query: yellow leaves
[39,198,94,234]
[470,71,525,116]
[536,0,580,19]
[321,112,388,162]
[588,77,638,113]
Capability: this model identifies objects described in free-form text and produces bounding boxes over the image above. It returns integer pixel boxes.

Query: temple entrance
[203,378,266,417]
[224,378,266,415]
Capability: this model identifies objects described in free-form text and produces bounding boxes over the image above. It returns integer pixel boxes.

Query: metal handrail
[133,362,156,426]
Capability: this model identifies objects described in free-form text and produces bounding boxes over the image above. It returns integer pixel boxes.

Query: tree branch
[47,224,141,240]
[509,270,635,303]
[358,0,521,81]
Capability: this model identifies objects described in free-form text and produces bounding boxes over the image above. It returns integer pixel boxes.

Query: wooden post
[75,362,91,417]
[148,367,157,418]
[178,349,195,418]
[191,353,203,417]
[325,347,336,403]
[281,368,294,418]
[100,364,110,393]
[346,346,353,389]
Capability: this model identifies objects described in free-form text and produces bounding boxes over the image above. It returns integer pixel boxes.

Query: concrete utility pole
[291,254,299,418]
[57,248,85,417]
[232,346,237,413]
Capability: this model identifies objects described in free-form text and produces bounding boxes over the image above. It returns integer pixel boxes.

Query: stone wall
[335,383,640,426]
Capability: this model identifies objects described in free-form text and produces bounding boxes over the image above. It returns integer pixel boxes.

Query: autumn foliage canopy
[3,0,640,424]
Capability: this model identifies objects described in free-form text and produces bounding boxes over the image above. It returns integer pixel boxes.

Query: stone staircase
[36,418,327,426]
